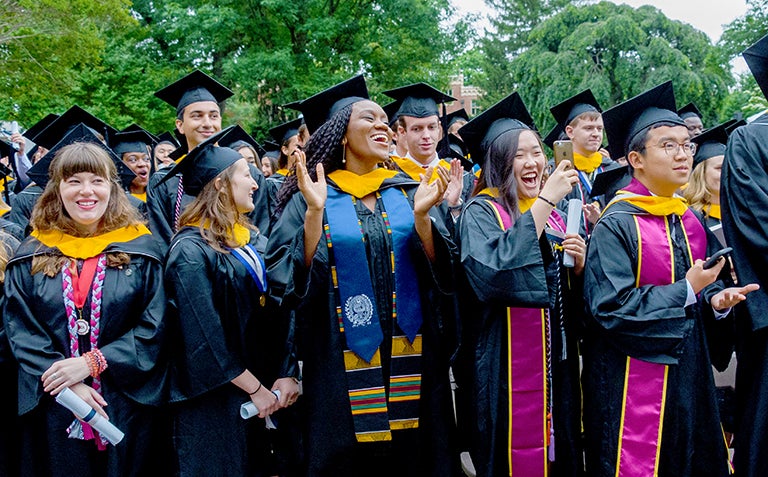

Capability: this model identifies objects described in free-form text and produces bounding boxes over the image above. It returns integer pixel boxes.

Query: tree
[478,1,732,133]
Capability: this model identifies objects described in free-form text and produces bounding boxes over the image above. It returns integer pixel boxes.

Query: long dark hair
[273,103,354,219]
[472,128,538,219]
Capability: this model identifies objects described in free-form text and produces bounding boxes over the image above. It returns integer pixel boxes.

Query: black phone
[703,247,733,270]
[553,140,573,167]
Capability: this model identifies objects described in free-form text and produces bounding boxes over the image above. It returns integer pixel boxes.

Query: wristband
[538,196,557,208]
[249,382,262,396]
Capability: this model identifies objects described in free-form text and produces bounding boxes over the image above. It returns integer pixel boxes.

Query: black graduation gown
[265,174,461,477]
[0,234,21,477]
[8,184,42,236]
[165,226,293,477]
[454,196,584,477]
[582,200,731,477]
[147,164,270,247]
[3,234,170,477]
[721,118,768,477]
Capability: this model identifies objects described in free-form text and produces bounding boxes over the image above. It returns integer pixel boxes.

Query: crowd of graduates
[2,29,768,477]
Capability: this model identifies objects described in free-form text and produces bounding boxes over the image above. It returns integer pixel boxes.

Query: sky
[453,0,748,43]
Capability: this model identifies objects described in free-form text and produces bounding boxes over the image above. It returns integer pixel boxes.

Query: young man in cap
[721,32,768,477]
[150,70,269,245]
[110,128,157,204]
[678,102,705,137]
[582,81,757,477]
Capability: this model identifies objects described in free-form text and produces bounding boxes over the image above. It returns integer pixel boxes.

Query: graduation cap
[383,101,402,128]
[383,82,456,119]
[0,141,12,161]
[542,124,566,150]
[22,113,59,143]
[268,117,303,145]
[744,34,768,99]
[110,129,157,156]
[690,120,740,168]
[33,106,117,150]
[154,69,234,116]
[444,108,470,129]
[677,102,703,120]
[602,81,685,160]
[156,131,180,148]
[263,141,280,159]
[590,163,630,199]
[296,75,369,135]
[458,91,536,165]
[219,125,266,158]
[725,118,747,135]
[27,124,136,189]
[283,100,303,112]
[550,89,602,129]
[157,126,244,196]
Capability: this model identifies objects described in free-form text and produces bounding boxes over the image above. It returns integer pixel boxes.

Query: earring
[342,145,347,164]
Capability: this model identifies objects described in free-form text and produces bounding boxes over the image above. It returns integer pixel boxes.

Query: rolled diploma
[55,387,125,445]
[562,198,582,268]
[241,390,281,423]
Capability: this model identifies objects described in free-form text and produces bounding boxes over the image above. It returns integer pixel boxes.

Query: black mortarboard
[590,163,631,199]
[283,100,303,112]
[263,141,280,159]
[157,126,243,196]
[677,102,703,120]
[744,33,768,99]
[445,108,470,128]
[691,120,738,168]
[219,125,266,158]
[0,141,12,161]
[23,113,59,143]
[269,117,303,145]
[110,129,156,156]
[542,124,566,150]
[33,106,117,150]
[383,101,402,128]
[27,124,136,189]
[154,69,234,116]
[383,83,456,119]
[297,75,369,134]
[156,131,181,148]
[602,81,685,160]
[550,89,601,129]
[458,92,536,165]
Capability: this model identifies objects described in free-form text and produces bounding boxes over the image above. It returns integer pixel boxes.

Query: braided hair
[273,103,354,219]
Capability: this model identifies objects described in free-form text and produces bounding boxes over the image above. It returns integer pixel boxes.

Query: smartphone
[703,247,733,270]
[553,140,573,167]
[9,121,19,151]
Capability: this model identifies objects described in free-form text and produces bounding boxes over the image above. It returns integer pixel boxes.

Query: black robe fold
[265,174,461,477]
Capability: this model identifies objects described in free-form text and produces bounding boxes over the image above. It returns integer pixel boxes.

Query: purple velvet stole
[614,179,706,476]
[488,201,564,476]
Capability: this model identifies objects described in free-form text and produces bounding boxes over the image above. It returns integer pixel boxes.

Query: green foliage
[478,1,732,133]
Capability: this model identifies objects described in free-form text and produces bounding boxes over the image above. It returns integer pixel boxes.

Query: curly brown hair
[178,162,256,253]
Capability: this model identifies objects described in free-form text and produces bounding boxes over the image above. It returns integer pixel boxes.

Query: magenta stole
[488,200,566,476]
[611,179,707,475]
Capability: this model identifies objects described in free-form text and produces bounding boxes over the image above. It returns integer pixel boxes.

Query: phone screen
[553,140,573,167]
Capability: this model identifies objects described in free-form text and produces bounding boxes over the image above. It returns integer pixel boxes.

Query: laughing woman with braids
[3,141,169,477]
[267,77,462,476]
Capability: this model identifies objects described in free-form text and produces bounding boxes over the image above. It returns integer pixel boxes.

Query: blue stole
[324,186,423,362]
[230,244,267,293]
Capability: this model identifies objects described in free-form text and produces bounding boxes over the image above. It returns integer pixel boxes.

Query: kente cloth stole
[486,200,553,476]
[614,209,709,476]
[324,186,424,442]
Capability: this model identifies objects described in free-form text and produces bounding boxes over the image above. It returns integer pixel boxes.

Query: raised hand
[443,158,464,207]
[414,165,449,216]
[295,150,326,211]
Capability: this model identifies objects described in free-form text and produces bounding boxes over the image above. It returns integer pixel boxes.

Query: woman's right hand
[295,149,326,211]
[250,386,280,419]
[70,382,109,420]
[540,160,579,204]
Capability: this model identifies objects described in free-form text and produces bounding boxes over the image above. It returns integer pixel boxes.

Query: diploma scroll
[241,390,281,429]
[563,198,582,268]
[55,387,125,445]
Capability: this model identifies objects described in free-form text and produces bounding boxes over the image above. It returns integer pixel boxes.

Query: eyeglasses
[656,141,697,157]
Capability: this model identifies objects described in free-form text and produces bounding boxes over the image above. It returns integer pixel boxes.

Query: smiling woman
[2,141,171,476]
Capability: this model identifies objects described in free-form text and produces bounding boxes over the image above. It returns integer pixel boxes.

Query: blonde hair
[0,233,13,284]
[30,142,140,275]
[683,160,713,215]
[568,111,602,128]
[178,164,255,253]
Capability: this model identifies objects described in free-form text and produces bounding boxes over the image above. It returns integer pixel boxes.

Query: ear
[175,118,184,134]
[213,176,223,191]
[565,125,575,140]
[626,150,644,171]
